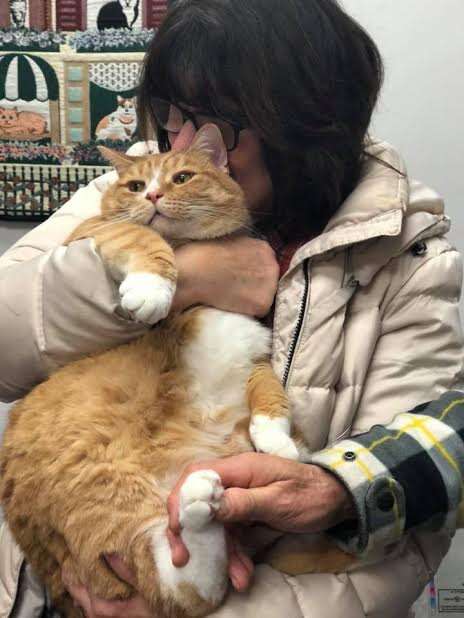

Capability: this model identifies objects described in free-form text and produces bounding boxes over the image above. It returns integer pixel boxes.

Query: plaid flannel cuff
[310,391,464,557]
[310,439,406,556]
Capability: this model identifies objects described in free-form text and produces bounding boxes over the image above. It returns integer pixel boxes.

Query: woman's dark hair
[138,0,385,240]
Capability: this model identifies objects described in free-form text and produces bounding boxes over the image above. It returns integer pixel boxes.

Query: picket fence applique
[0,0,168,220]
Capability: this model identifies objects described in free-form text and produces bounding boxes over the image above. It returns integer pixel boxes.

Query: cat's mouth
[147,212,160,226]
[147,208,175,226]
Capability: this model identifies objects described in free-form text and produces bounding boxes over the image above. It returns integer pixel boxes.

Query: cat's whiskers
[182,205,258,236]
[84,213,134,235]
[130,204,153,222]
[158,202,255,234]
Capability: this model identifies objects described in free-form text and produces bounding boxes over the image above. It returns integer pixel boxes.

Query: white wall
[341,2,464,614]
[0,221,35,254]
[343,0,464,293]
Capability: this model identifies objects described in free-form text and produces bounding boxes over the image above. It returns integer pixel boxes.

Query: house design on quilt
[0,0,168,219]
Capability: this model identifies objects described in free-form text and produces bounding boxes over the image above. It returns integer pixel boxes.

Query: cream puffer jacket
[0,141,462,618]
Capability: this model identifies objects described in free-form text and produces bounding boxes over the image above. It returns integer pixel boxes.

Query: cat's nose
[147,192,164,203]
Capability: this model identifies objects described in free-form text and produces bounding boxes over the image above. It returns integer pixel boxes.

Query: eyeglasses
[151,97,246,152]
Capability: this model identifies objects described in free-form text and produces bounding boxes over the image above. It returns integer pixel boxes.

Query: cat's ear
[98,146,134,174]
[190,124,228,170]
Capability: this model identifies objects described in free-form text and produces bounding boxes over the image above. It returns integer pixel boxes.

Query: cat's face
[100,125,250,241]
[115,97,136,124]
[10,1,26,25]
[118,0,139,9]
[0,108,18,126]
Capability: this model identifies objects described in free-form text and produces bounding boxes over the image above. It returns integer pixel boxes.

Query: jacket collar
[283,139,445,279]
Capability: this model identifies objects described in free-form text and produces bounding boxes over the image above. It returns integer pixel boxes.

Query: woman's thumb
[216,487,271,524]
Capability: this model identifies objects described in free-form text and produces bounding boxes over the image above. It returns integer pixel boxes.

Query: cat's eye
[172,171,195,185]
[127,180,146,192]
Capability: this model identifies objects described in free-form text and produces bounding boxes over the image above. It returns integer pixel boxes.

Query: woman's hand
[63,555,153,618]
[63,543,254,616]
[167,453,356,589]
[63,454,354,613]
[173,236,280,316]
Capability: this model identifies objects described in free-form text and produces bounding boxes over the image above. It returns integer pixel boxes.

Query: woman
[0,0,463,616]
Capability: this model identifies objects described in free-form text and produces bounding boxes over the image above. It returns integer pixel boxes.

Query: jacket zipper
[282,258,310,388]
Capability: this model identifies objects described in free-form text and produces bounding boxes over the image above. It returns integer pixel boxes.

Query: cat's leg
[67,218,177,325]
[150,470,229,615]
[247,361,300,460]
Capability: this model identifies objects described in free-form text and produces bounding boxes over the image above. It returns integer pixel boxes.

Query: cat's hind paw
[250,415,300,461]
[179,470,224,531]
[119,272,175,324]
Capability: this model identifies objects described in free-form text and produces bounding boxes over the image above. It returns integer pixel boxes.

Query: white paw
[179,470,224,531]
[119,272,175,325]
[250,415,300,461]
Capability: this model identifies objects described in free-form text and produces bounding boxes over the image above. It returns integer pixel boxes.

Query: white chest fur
[181,308,271,418]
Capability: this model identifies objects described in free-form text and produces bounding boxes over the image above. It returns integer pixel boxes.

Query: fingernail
[216,498,228,520]
[230,574,240,590]
[238,552,254,573]
[229,561,242,581]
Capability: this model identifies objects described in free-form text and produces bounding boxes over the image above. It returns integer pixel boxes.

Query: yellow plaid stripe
[327,397,464,490]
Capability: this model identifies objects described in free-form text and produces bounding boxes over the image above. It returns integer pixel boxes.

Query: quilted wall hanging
[0,0,168,220]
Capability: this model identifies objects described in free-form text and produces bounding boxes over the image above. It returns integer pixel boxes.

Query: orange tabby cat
[0,125,354,618]
[0,126,300,616]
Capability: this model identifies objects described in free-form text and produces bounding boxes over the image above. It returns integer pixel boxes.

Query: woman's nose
[169,120,197,151]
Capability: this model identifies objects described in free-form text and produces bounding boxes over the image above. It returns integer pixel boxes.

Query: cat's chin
[148,211,175,227]
[150,215,186,240]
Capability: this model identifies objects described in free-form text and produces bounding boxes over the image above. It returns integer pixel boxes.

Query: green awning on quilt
[0,54,59,102]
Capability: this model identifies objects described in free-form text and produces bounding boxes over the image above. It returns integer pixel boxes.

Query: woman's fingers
[64,579,153,618]
[103,553,137,587]
[62,579,93,616]
[63,559,154,617]
[166,527,190,567]
[167,454,275,533]
[227,533,254,592]
[89,595,153,618]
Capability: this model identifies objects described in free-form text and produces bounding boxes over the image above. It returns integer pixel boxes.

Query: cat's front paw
[250,415,300,461]
[119,272,175,325]
[179,470,224,531]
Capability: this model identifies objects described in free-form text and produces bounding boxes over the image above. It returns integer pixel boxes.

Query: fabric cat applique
[0,106,47,138]
[95,96,137,141]
[97,0,140,29]
[9,0,27,28]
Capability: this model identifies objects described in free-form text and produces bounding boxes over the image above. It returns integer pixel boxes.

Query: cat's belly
[181,308,271,418]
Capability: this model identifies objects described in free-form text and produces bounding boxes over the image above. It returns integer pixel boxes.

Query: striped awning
[0,54,59,102]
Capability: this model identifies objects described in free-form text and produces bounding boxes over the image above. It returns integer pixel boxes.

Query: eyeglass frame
[151,97,247,152]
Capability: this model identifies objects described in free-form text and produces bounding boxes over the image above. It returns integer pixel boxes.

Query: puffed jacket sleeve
[0,172,146,402]
[310,238,464,556]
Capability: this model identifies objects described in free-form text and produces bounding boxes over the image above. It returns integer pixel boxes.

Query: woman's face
[168,121,273,216]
